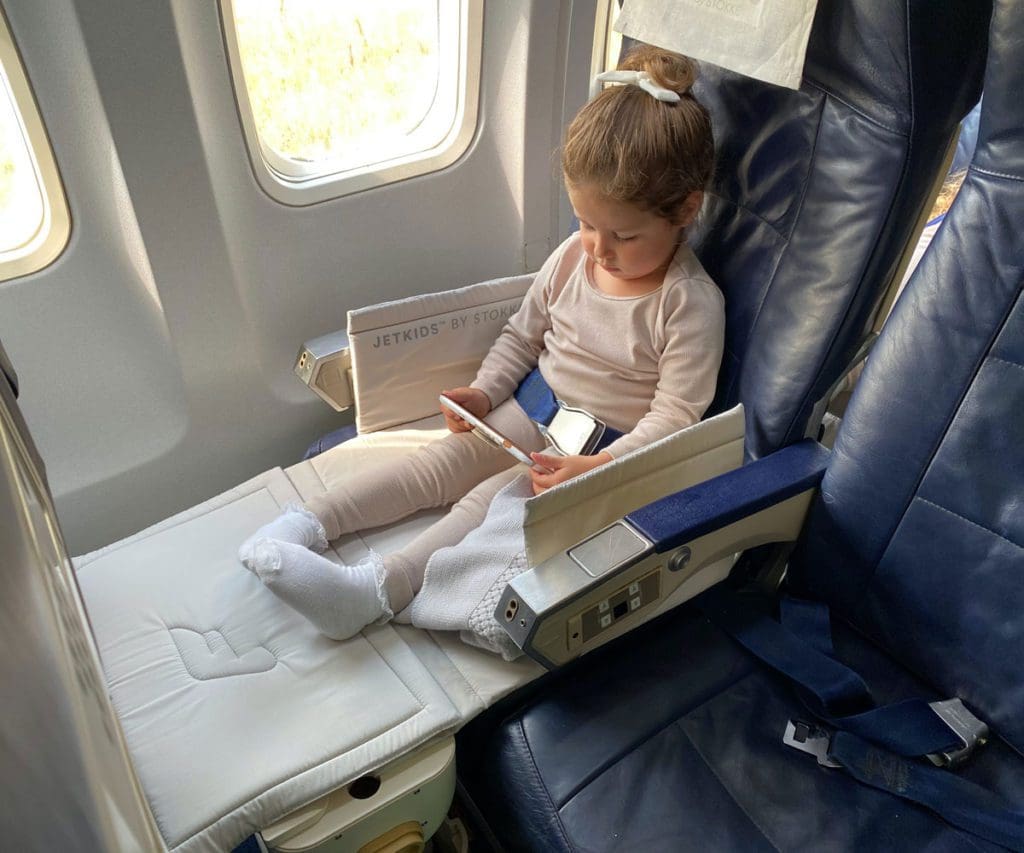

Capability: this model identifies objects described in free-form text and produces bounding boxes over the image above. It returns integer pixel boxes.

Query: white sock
[239,503,327,569]
[246,539,392,641]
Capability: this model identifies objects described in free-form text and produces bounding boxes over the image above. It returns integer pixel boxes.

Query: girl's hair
[562,46,714,223]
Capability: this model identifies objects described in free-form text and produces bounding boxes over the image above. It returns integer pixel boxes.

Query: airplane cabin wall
[0,0,596,554]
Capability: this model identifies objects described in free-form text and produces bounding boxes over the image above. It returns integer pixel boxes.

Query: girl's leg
[307,399,543,539]
[245,468,522,639]
[381,467,522,611]
[244,541,389,641]
[239,399,541,563]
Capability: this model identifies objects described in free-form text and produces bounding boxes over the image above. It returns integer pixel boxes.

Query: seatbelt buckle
[544,403,606,456]
[783,720,841,768]
[927,698,989,768]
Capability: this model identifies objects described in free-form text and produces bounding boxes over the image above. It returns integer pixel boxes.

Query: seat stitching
[556,660,759,805]
[74,478,286,568]
[360,626,448,712]
[165,624,279,682]
[738,101,824,390]
[708,191,790,242]
[515,718,576,851]
[802,78,905,135]
[915,497,1023,552]
[988,355,1024,372]
[669,720,782,851]
[173,703,427,848]
[426,630,486,706]
[861,285,1021,595]
[971,165,1024,183]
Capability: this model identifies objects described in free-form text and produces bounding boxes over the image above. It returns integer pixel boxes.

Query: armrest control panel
[567,568,662,653]
[497,441,830,669]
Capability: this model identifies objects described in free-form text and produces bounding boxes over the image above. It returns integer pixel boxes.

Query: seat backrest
[691,0,990,458]
[790,0,1023,755]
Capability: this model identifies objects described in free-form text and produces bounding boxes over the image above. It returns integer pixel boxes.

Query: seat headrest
[690,0,990,459]
[803,1,988,139]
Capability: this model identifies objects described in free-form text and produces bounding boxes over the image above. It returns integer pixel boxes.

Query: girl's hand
[440,386,492,432]
[528,451,613,495]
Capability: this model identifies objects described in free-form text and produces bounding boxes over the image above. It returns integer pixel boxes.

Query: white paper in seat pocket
[616,0,818,90]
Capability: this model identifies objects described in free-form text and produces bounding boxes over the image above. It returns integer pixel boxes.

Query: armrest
[294,328,353,412]
[626,440,831,552]
[496,440,831,669]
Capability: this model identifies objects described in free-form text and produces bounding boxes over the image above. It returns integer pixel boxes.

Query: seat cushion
[75,468,464,853]
[461,599,1024,852]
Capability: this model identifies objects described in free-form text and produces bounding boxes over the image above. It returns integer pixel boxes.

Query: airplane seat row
[455,1,1023,849]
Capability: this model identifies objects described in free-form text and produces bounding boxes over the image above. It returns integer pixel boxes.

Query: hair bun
[619,45,698,97]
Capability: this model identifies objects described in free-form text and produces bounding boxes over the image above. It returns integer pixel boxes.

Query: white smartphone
[439,394,549,470]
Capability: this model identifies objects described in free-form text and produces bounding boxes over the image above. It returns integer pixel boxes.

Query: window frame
[0,9,70,283]
[219,0,483,206]
[592,0,623,79]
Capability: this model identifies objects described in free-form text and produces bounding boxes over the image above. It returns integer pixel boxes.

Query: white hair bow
[589,70,681,103]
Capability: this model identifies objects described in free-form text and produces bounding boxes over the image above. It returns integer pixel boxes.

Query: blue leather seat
[457,1,1023,849]
[672,0,987,459]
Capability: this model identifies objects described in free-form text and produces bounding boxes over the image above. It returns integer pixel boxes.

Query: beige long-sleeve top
[471,234,725,458]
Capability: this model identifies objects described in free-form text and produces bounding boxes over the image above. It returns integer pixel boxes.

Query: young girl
[239,46,725,641]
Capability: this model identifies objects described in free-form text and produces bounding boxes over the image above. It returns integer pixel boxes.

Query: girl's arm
[603,278,726,459]
[469,237,577,408]
[527,451,612,495]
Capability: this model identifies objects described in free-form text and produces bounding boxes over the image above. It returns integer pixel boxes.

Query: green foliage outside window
[234,0,440,163]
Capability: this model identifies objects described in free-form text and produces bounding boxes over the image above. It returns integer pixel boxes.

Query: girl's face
[568,183,701,292]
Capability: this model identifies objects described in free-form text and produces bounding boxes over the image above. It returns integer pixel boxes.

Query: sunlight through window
[223,0,480,203]
[0,15,69,282]
[0,77,44,256]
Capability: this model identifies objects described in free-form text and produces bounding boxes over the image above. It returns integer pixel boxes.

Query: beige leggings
[304,399,546,611]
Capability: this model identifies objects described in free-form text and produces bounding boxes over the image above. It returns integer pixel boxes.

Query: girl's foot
[238,504,328,568]
[245,540,391,640]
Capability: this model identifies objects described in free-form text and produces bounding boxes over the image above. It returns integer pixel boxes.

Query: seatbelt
[831,733,1024,852]
[513,367,623,454]
[513,368,561,426]
[700,588,969,757]
[700,588,1024,851]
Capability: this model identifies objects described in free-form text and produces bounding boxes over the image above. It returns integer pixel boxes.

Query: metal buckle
[926,698,989,768]
[544,403,605,456]
[783,720,841,768]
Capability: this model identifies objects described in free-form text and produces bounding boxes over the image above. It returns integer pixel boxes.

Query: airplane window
[0,12,70,282]
[221,0,482,204]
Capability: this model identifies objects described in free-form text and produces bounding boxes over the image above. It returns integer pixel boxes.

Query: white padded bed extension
[73,277,747,852]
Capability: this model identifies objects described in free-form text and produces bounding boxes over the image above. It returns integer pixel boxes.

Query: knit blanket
[409,474,534,660]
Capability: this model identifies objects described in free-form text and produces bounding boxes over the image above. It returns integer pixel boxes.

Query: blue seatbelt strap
[513,367,561,426]
[830,733,1024,852]
[700,588,962,756]
[701,588,1024,851]
[513,367,624,453]
[779,595,835,655]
